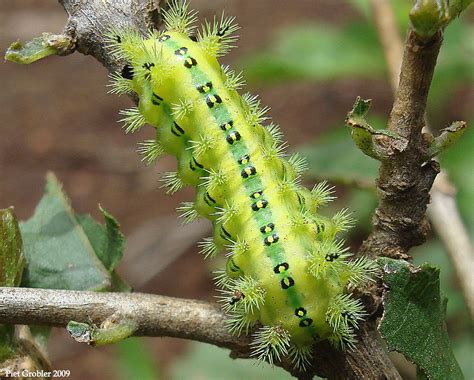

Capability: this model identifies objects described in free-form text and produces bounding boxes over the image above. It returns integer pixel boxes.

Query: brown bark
[359,31,443,260]
[0,287,400,379]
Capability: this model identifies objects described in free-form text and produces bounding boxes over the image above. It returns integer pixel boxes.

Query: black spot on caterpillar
[251,199,268,211]
[264,234,279,246]
[281,277,295,289]
[260,222,275,234]
[121,64,134,80]
[171,121,185,136]
[273,262,289,274]
[241,166,256,178]
[205,94,222,108]
[151,93,163,105]
[196,81,213,93]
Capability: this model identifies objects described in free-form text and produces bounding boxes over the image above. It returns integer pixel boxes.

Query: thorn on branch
[346,97,408,161]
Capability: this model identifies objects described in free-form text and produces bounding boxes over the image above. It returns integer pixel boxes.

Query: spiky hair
[198,12,240,57]
[119,107,146,134]
[160,171,184,195]
[242,93,271,126]
[162,0,198,35]
[288,344,313,371]
[250,326,291,366]
[222,65,246,91]
[198,237,219,259]
[137,139,164,165]
[311,181,336,208]
[176,201,199,224]
[217,275,265,314]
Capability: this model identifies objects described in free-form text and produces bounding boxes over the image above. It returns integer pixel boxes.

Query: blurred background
[0,0,472,379]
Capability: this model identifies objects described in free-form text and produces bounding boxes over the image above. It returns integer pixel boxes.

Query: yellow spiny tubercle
[108,0,377,369]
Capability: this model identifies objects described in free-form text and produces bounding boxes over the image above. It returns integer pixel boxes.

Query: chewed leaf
[76,205,125,273]
[346,97,405,161]
[378,257,463,380]
[19,173,128,291]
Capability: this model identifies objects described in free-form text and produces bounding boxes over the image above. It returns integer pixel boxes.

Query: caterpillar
[107,0,376,369]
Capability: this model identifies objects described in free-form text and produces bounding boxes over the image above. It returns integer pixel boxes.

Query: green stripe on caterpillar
[107,0,378,369]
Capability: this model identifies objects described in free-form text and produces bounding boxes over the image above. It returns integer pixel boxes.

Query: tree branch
[369,0,474,318]
[358,26,443,259]
[58,0,166,72]
[0,287,400,380]
[0,287,247,350]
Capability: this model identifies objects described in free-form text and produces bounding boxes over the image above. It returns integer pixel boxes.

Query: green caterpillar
[108,0,376,369]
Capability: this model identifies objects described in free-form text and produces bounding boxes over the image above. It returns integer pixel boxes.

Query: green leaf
[0,210,41,362]
[346,97,404,161]
[76,205,130,292]
[20,173,113,291]
[412,240,468,319]
[76,206,125,272]
[447,0,474,19]
[0,208,25,287]
[425,121,467,159]
[378,258,464,380]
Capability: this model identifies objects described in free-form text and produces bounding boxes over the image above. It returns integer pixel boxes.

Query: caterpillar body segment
[108,0,376,369]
